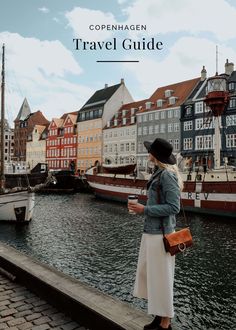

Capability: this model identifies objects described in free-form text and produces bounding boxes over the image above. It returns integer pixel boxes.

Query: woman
[128,138,183,330]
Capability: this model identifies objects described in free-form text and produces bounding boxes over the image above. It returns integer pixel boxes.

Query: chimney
[104,83,108,88]
[120,78,124,84]
[201,66,207,81]
[225,59,234,75]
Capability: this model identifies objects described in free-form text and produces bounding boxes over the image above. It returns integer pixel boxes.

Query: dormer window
[114,119,117,126]
[169,96,178,105]
[131,108,136,115]
[165,89,173,98]
[156,99,163,107]
[145,102,152,110]
[122,110,126,117]
[131,116,135,124]
[122,118,127,125]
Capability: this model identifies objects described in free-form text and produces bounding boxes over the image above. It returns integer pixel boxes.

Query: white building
[103,100,146,165]
[26,124,47,169]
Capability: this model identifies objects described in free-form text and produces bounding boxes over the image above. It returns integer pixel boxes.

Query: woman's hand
[128,202,145,214]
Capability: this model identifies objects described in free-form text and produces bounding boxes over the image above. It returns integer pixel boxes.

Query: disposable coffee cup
[128,195,138,214]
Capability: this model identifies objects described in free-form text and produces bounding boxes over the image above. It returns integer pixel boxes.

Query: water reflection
[0,193,235,329]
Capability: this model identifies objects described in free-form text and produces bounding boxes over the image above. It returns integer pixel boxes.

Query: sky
[0,0,236,126]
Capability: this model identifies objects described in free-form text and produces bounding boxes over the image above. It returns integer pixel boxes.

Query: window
[185,106,192,115]
[173,139,179,151]
[149,126,153,135]
[155,125,159,133]
[137,116,142,123]
[195,135,213,150]
[174,109,180,118]
[168,110,173,118]
[154,112,159,120]
[156,99,163,107]
[229,98,236,108]
[149,113,154,121]
[131,142,135,151]
[195,118,213,130]
[114,119,117,126]
[126,143,130,151]
[229,82,236,91]
[165,90,173,98]
[195,102,204,114]
[143,126,148,135]
[138,142,142,152]
[169,97,177,105]
[168,124,173,132]
[160,111,165,119]
[145,102,152,109]
[131,116,135,124]
[122,118,127,125]
[160,124,165,133]
[226,115,236,126]
[143,114,148,122]
[131,108,136,115]
[183,138,193,150]
[174,123,180,132]
[184,121,193,131]
[120,144,124,152]
[138,127,142,135]
[226,134,236,147]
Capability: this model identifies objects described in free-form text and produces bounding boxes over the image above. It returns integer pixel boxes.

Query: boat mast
[0,44,5,191]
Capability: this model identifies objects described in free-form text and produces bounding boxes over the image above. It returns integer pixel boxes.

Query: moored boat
[86,72,236,218]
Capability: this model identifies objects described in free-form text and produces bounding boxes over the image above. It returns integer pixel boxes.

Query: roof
[51,118,64,128]
[80,83,122,111]
[104,99,147,129]
[60,111,78,120]
[228,71,236,82]
[15,98,31,121]
[137,77,200,113]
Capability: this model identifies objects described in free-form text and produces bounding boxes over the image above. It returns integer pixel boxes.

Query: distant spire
[15,98,31,121]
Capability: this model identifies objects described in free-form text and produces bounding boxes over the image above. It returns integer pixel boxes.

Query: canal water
[0,193,235,330]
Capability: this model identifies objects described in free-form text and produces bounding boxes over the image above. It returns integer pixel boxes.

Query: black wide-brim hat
[144,138,176,165]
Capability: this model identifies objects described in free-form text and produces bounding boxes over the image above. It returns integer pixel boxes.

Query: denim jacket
[143,167,180,234]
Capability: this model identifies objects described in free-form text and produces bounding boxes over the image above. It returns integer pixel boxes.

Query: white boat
[0,44,35,222]
[0,189,34,221]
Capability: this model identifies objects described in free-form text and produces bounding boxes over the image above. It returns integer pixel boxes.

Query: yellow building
[77,79,133,173]
[26,125,47,169]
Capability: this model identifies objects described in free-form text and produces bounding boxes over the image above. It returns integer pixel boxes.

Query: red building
[13,98,49,162]
[46,112,78,171]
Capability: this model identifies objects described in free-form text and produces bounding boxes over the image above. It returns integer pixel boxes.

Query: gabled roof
[64,114,77,125]
[27,111,49,126]
[137,77,200,113]
[104,99,147,129]
[80,83,122,111]
[50,118,64,128]
[15,98,31,121]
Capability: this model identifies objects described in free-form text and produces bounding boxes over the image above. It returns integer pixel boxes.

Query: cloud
[123,0,236,41]
[0,32,92,124]
[65,7,117,41]
[123,37,236,96]
[38,7,50,14]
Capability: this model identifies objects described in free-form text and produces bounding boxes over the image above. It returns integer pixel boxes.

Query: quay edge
[0,242,174,330]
